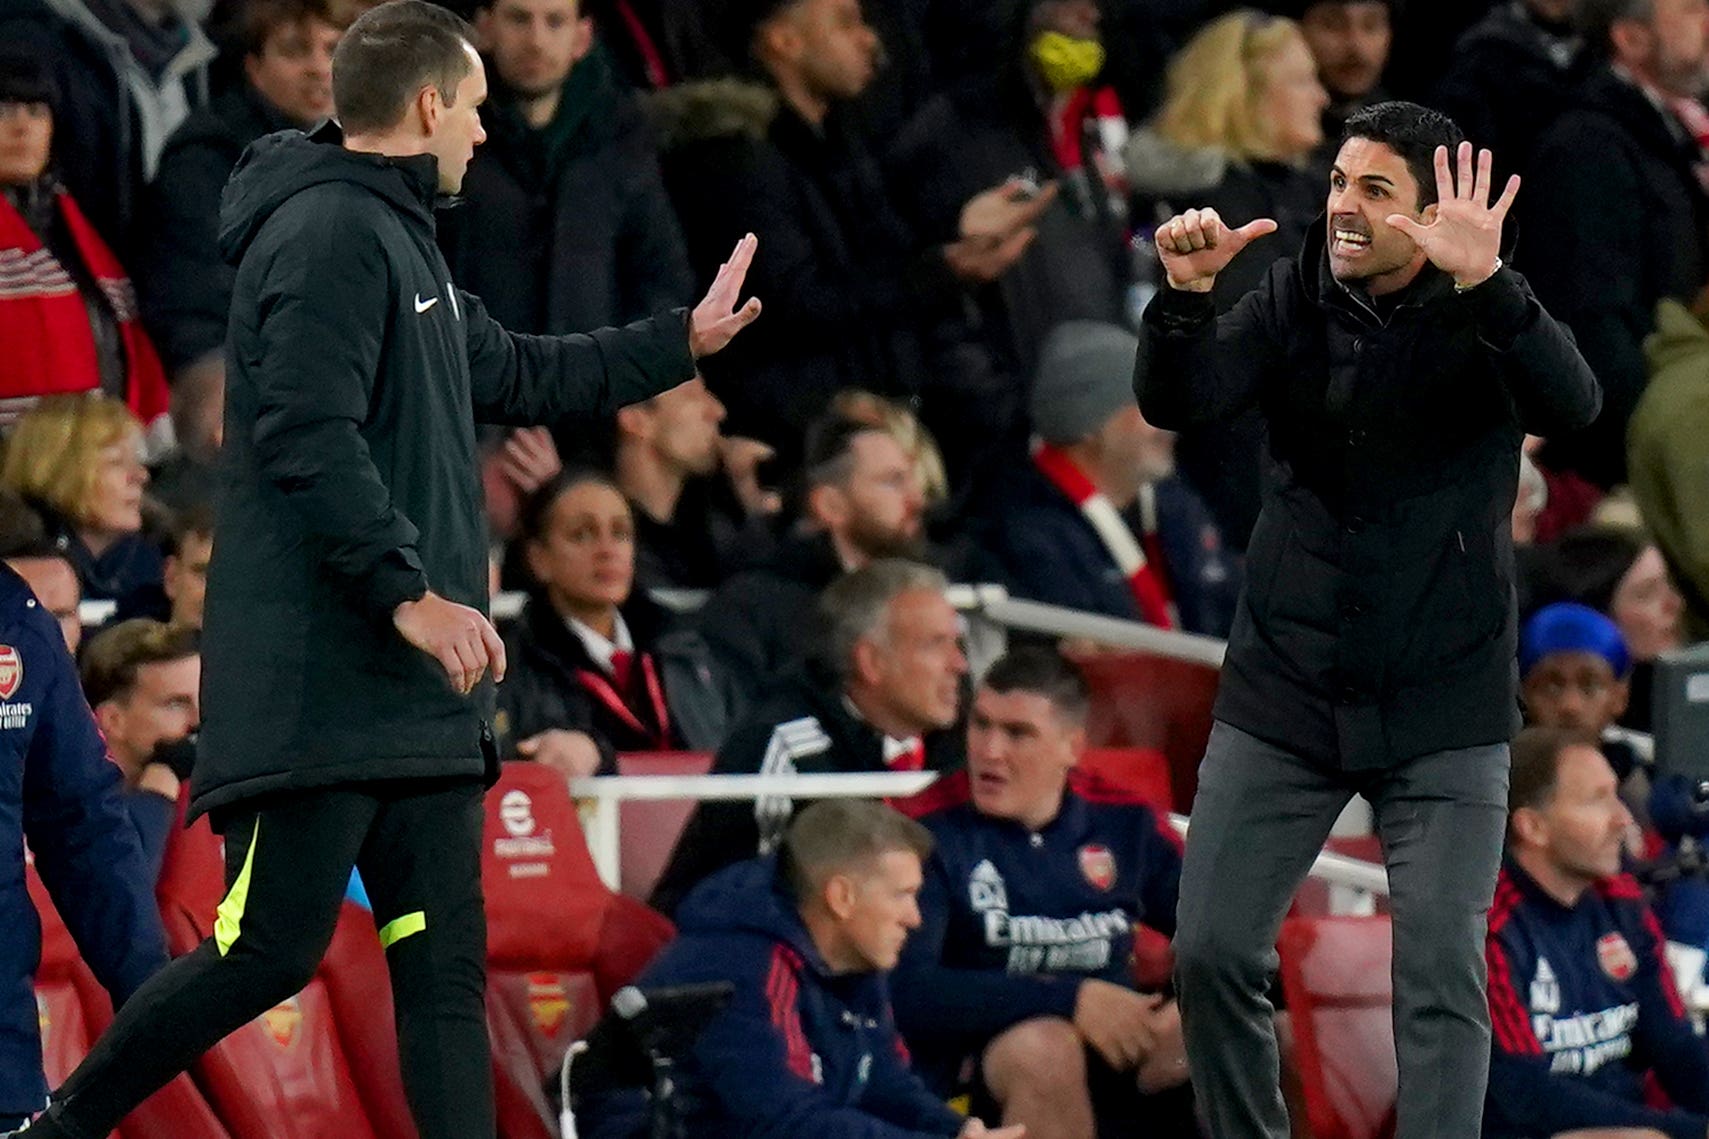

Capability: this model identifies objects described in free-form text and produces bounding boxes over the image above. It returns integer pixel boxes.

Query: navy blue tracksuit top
[0,564,168,1115]
[1485,859,1709,1139]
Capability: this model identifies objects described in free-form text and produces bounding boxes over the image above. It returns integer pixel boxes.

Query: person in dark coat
[653,560,967,915]
[580,801,1007,1139]
[138,0,343,382]
[497,470,742,774]
[647,0,1050,475]
[10,5,761,1138]
[1520,0,1709,487]
[984,321,1240,637]
[0,563,169,1132]
[440,0,693,336]
[697,413,927,702]
[1138,102,1599,1139]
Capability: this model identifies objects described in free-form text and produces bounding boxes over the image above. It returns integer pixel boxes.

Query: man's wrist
[1454,256,1503,292]
[1165,273,1216,294]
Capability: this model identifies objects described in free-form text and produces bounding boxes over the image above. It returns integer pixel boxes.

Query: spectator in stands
[581,0,735,89]
[613,375,780,593]
[652,559,967,914]
[830,389,950,512]
[1528,527,1684,733]
[2,542,83,655]
[443,0,692,338]
[885,0,1132,390]
[1484,725,1709,1139]
[984,321,1237,637]
[114,502,213,628]
[1141,101,1599,1139]
[0,52,170,429]
[498,469,741,774]
[1631,293,1709,645]
[582,800,1020,1139]
[0,396,163,605]
[893,649,1193,1139]
[1123,12,1328,550]
[139,0,342,400]
[1429,0,1587,187]
[79,619,199,882]
[1293,0,1392,165]
[0,0,215,254]
[1522,0,1709,487]
[650,0,1050,472]
[0,565,168,1134]
[699,414,927,700]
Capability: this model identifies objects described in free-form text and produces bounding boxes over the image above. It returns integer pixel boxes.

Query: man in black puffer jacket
[11,5,759,1139]
[1137,102,1599,1139]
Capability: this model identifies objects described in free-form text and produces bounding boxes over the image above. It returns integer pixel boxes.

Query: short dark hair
[779,799,934,907]
[982,647,1091,726]
[1574,0,1653,55]
[331,0,476,134]
[1508,725,1601,837]
[515,468,624,545]
[232,0,343,57]
[165,502,216,560]
[0,488,47,558]
[1340,101,1465,209]
[81,620,201,709]
[802,414,887,491]
[0,47,59,113]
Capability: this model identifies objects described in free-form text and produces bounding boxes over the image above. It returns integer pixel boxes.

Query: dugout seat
[1072,650,1219,811]
[483,763,674,1139]
[26,856,229,1139]
[1276,915,1397,1139]
[153,796,396,1139]
[612,751,713,900]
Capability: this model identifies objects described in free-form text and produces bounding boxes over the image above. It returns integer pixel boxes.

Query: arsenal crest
[528,972,570,1038]
[0,645,22,700]
[1597,933,1637,982]
[261,996,302,1048]
[1079,844,1117,891]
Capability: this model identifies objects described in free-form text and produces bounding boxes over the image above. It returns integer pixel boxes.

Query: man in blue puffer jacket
[0,563,167,1130]
[583,799,1022,1139]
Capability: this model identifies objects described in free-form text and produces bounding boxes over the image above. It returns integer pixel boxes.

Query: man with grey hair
[1521,0,1709,486]
[983,320,1238,636]
[652,558,968,914]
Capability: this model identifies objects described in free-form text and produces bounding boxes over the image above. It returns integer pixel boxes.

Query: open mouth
[1331,228,1372,257]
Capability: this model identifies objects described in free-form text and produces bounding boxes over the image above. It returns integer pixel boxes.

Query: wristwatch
[1454,257,1503,293]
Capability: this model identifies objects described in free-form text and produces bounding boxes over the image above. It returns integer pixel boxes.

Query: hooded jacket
[1631,299,1709,643]
[193,125,695,820]
[586,857,966,1139]
[1138,217,1600,769]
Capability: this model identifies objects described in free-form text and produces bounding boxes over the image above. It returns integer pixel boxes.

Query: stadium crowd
[7,0,1709,1132]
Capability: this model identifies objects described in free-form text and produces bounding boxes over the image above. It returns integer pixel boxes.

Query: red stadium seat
[153,799,391,1139]
[1074,746,1175,815]
[26,856,230,1139]
[1070,650,1219,811]
[613,751,713,900]
[1277,916,1397,1139]
[483,763,674,1139]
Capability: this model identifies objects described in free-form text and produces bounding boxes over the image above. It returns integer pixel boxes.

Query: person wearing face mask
[0,53,170,430]
[1139,100,1600,1139]
[138,0,344,432]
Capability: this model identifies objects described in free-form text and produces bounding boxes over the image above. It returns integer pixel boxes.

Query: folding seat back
[1277,916,1397,1139]
[1072,651,1219,810]
[153,801,380,1139]
[612,751,713,900]
[1074,746,1175,815]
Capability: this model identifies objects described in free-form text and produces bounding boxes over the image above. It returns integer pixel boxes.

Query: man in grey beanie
[980,319,1239,636]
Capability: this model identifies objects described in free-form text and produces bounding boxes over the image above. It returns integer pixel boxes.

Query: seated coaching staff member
[10,1,761,1136]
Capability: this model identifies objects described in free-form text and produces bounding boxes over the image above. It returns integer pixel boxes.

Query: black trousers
[44,777,492,1139]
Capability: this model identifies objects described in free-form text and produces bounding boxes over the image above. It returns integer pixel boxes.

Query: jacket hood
[1645,298,1709,375]
[645,78,779,151]
[218,121,441,265]
[675,857,834,973]
[1122,128,1231,199]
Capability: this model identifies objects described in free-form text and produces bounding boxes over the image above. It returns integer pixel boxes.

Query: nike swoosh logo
[414,294,438,314]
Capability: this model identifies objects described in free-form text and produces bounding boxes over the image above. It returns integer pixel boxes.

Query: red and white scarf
[0,188,169,426]
[1050,86,1130,222]
[1033,441,1175,629]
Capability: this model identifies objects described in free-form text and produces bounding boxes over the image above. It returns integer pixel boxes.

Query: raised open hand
[689,233,763,358]
[1155,208,1278,293]
[1385,141,1517,288]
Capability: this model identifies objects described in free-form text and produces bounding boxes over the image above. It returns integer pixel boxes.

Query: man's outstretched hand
[1155,208,1277,293]
[689,233,763,358]
[1385,141,1517,289]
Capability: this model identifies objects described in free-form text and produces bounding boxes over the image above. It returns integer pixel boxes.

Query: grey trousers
[1174,721,1509,1139]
